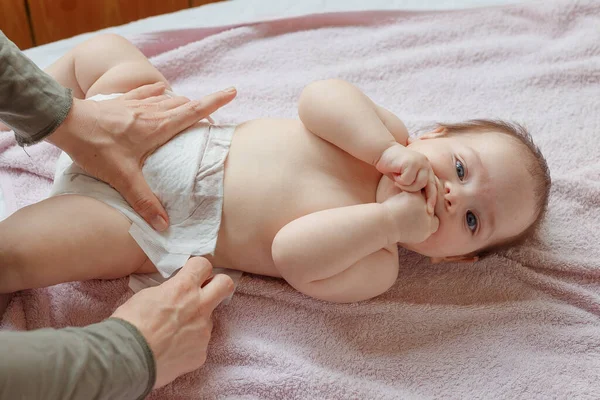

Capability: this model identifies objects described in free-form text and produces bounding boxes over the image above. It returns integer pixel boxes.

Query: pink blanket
[2,0,600,398]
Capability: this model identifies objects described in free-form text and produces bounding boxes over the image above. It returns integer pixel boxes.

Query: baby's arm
[272,203,399,303]
[300,79,438,210]
[298,79,409,166]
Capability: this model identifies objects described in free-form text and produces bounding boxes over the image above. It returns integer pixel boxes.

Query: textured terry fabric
[1,1,600,398]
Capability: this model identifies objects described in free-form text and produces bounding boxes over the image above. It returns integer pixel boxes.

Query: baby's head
[403,119,551,262]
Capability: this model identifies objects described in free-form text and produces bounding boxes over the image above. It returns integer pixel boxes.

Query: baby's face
[402,130,537,259]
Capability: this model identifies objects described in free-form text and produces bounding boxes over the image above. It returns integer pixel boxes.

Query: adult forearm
[272,203,391,283]
[298,79,397,166]
[0,31,72,146]
[0,318,155,400]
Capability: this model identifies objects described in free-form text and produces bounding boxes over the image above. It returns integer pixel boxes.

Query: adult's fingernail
[223,87,236,94]
[152,215,168,232]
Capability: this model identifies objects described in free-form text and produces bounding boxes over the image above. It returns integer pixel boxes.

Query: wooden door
[27,0,190,45]
[0,0,33,49]
[191,0,222,5]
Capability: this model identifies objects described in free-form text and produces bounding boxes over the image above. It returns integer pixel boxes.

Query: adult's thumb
[114,168,169,231]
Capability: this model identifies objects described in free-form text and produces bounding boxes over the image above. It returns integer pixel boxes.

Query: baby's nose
[443,182,459,212]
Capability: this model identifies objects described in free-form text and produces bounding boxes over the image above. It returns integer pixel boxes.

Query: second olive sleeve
[0,318,156,400]
[0,31,72,146]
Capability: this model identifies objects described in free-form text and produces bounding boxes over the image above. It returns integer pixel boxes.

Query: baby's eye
[466,211,478,233]
[455,160,465,180]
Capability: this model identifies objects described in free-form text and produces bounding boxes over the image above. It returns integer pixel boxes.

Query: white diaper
[51,93,237,283]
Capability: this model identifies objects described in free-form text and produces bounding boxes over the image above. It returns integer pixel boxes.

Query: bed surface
[2,1,600,399]
[23,0,520,68]
[3,1,520,220]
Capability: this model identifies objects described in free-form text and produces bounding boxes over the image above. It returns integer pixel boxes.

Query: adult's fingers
[139,94,171,104]
[171,257,214,289]
[112,166,169,231]
[153,88,237,145]
[202,274,235,312]
[155,96,191,112]
[122,82,167,100]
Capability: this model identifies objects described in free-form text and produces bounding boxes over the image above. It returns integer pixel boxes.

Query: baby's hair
[435,119,551,257]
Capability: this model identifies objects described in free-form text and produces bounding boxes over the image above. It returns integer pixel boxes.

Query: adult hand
[111,257,234,388]
[47,83,237,231]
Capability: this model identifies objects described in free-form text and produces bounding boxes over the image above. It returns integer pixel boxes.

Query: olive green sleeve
[0,318,156,400]
[0,31,72,146]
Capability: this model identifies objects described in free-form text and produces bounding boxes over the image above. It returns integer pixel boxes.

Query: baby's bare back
[211,119,381,276]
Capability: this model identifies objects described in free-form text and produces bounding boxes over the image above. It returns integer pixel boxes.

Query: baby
[0,34,551,303]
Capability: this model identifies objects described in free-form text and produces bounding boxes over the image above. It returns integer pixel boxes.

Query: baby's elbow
[270,233,286,271]
[298,82,324,123]
[299,80,347,118]
[293,279,393,304]
[300,79,346,102]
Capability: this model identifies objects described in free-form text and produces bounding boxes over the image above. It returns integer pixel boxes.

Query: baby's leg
[0,195,156,293]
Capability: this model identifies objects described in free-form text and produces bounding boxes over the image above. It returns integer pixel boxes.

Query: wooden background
[0,0,224,50]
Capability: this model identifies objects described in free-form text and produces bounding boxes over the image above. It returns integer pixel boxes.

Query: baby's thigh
[0,194,153,292]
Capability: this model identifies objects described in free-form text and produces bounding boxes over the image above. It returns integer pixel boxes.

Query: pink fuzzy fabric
[2,1,600,398]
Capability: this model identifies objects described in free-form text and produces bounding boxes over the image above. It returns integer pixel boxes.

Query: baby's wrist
[378,203,402,245]
[375,142,405,172]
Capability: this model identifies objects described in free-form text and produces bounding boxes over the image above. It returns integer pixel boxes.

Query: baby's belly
[213,119,380,276]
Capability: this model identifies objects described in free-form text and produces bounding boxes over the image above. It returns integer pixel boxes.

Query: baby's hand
[382,191,439,244]
[376,144,437,214]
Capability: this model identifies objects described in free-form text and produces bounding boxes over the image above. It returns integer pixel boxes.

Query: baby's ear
[429,255,479,264]
[415,126,448,141]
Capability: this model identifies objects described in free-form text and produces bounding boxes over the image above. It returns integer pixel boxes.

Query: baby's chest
[223,118,381,229]
[262,159,381,239]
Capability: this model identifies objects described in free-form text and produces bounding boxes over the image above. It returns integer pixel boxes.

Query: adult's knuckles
[174,277,196,295]
[181,260,212,285]
[131,195,157,216]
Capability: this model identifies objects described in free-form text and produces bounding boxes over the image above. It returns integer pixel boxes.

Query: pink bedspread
[2,0,600,398]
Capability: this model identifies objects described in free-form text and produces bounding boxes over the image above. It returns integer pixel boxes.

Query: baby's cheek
[428,219,453,247]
